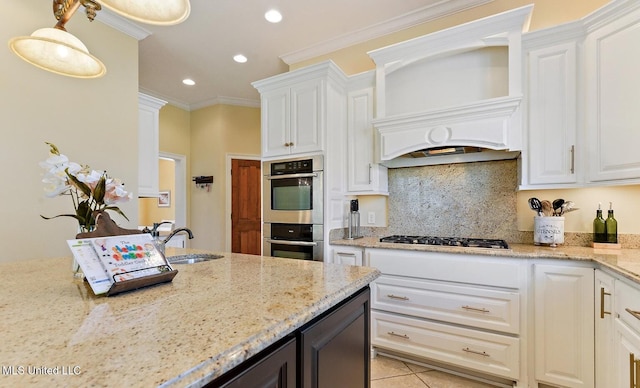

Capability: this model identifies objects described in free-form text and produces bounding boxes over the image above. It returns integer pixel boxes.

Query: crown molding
[95,7,152,40]
[190,96,260,111]
[138,87,260,111]
[279,0,494,65]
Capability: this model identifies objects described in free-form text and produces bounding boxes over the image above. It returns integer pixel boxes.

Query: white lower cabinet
[367,248,525,384]
[614,279,640,388]
[595,269,615,388]
[533,263,594,388]
[372,310,520,380]
[332,246,363,266]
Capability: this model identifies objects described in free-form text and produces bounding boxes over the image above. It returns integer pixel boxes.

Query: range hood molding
[368,5,532,167]
[374,95,522,161]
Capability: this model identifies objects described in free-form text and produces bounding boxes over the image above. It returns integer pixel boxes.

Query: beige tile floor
[371,355,497,388]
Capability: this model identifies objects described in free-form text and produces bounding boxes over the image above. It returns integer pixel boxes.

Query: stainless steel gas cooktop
[379,235,509,249]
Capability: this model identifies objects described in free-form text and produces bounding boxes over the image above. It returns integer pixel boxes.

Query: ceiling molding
[139,87,260,111]
[279,0,495,65]
[139,87,190,110]
[95,7,152,40]
[190,96,260,111]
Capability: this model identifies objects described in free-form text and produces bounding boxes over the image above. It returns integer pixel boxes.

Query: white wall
[0,3,139,262]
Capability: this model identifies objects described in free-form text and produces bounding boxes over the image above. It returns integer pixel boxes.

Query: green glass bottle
[606,202,618,244]
[593,203,606,243]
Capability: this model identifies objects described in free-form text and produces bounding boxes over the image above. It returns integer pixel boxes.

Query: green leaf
[65,169,92,198]
[41,214,82,222]
[76,200,91,225]
[93,175,106,204]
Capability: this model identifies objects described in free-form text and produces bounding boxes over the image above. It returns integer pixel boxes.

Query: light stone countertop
[332,237,640,284]
[0,248,380,388]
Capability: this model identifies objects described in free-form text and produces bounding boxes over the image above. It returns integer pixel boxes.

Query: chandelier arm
[53,0,81,31]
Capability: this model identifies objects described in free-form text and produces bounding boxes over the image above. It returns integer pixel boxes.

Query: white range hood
[368,5,533,167]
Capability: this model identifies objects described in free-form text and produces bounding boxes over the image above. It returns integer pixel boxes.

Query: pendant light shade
[9,27,106,78]
[8,0,190,78]
[100,0,191,25]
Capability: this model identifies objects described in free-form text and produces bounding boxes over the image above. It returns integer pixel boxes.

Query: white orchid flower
[40,143,132,230]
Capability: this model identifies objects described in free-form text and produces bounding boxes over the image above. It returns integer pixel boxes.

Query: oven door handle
[265,173,318,180]
[265,239,318,247]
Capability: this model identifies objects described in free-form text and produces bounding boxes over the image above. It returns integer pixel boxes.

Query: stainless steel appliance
[379,235,509,249]
[263,155,323,225]
[264,223,324,261]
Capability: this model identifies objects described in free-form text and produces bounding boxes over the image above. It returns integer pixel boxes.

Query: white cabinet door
[138,93,167,197]
[332,246,363,266]
[595,270,615,388]
[524,41,578,186]
[585,6,640,184]
[289,79,323,155]
[614,319,640,388]
[533,263,594,388]
[261,88,290,157]
[261,80,323,158]
[347,85,388,194]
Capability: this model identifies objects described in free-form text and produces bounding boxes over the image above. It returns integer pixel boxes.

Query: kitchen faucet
[146,222,194,255]
[162,227,194,245]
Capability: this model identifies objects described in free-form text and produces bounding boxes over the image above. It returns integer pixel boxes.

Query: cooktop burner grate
[379,235,509,249]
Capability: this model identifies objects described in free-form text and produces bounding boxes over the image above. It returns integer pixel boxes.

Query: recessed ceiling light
[233,54,248,63]
[182,78,195,86]
[264,9,282,23]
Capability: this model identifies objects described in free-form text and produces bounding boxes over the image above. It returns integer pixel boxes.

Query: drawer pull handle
[626,308,640,321]
[387,331,409,339]
[462,347,490,357]
[387,294,409,301]
[462,305,489,313]
[600,287,611,319]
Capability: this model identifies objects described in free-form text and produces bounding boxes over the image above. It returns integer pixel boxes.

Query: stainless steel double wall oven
[262,155,324,261]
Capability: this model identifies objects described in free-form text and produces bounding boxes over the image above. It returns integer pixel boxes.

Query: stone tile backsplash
[333,159,640,248]
[385,159,527,242]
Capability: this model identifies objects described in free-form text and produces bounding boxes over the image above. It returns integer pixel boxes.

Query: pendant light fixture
[8,0,191,78]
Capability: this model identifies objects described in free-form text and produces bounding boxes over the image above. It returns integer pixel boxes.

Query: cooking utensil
[528,198,542,215]
[560,207,579,214]
[559,201,576,215]
[541,200,553,216]
[552,199,564,215]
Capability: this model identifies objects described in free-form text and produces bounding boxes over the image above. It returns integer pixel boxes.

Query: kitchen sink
[167,254,224,265]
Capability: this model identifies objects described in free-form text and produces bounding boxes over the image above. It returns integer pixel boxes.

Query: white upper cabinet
[253,61,347,158]
[521,1,640,188]
[585,3,640,184]
[346,71,388,195]
[521,30,579,188]
[138,93,167,198]
[368,5,532,161]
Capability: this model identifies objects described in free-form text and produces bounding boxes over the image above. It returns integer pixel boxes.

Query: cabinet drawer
[616,280,640,334]
[372,275,520,334]
[367,248,523,289]
[372,311,520,380]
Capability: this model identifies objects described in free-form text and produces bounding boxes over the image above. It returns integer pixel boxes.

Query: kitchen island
[0,248,380,387]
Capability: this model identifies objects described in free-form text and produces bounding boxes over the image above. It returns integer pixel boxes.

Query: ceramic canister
[534,216,565,246]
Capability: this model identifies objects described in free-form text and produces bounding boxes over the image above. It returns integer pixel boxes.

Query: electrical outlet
[367,212,376,224]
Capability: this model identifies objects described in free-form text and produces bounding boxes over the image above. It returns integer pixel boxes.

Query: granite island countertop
[0,248,380,388]
[332,237,640,284]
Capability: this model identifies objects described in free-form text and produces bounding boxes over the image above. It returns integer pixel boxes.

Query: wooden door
[231,159,262,255]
